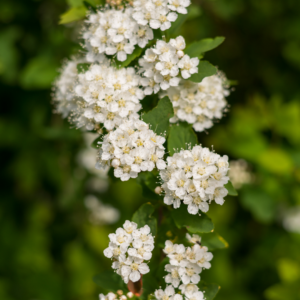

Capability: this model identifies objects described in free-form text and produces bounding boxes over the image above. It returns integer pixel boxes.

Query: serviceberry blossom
[159,145,230,214]
[163,240,213,292]
[154,285,183,300]
[139,36,199,93]
[104,221,154,283]
[162,72,230,132]
[83,8,153,62]
[96,119,166,181]
[73,64,143,131]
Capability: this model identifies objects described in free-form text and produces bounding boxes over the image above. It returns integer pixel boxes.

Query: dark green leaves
[171,204,214,233]
[93,270,126,292]
[167,14,189,37]
[189,61,217,83]
[142,96,174,136]
[132,203,157,235]
[136,172,161,200]
[185,37,225,58]
[200,232,228,251]
[91,135,103,149]
[224,181,238,196]
[77,63,90,73]
[198,282,220,300]
[168,123,198,155]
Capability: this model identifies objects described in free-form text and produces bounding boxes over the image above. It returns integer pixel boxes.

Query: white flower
[165,264,181,287]
[97,119,166,181]
[185,291,205,300]
[168,0,191,14]
[178,55,199,79]
[179,284,199,297]
[186,233,201,245]
[72,64,143,131]
[155,285,183,300]
[164,72,230,132]
[178,263,201,284]
[104,221,154,283]
[99,292,117,300]
[159,145,230,213]
[121,256,150,283]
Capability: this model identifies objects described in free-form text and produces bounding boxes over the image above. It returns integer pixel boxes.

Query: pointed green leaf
[142,96,174,136]
[200,232,228,251]
[225,181,238,196]
[189,61,217,83]
[185,37,225,57]
[93,270,126,292]
[132,203,157,235]
[167,13,188,37]
[168,123,198,155]
[171,204,214,233]
[59,6,87,24]
[136,172,161,200]
[198,282,220,300]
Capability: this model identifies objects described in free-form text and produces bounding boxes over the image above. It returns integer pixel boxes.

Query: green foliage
[198,282,220,300]
[185,37,225,57]
[171,204,214,234]
[59,6,87,24]
[168,123,198,155]
[77,63,91,73]
[224,181,238,196]
[93,271,126,292]
[189,61,217,83]
[136,172,161,200]
[91,135,103,149]
[142,96,174,136]
[201,232,228,251]
[132,203,157,235]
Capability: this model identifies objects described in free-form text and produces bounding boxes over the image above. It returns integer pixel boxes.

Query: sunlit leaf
[198,281,220,300]
[224,181,238,196]
[185,37,225,57]
[189,61,217,83]
[59,6,87,24]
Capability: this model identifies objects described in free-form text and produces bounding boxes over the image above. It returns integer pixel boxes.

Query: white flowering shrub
[53,1,239,299]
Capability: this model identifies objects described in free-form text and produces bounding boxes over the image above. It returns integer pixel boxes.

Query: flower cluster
[99,290,133,300]
[164,73,230,132]
[53,58,82,118]
[104,221,154,283]
[159,145,230,214]
[163,238,213,288]
[228,159,253,189]
[84,8,154,62]
[139,36,199,93]
[96,119,166,181]
[73,64,143,131]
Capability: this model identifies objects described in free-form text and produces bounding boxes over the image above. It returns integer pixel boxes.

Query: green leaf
[59,6,87,24]
[224,181,238,196]
[83,1,97,12]
[171,204,214,234]
[142,96,174,136]
[93,270,126,292]
[136,172,161,200]
[140,274,159,300]
[187,4,202,20]
[198,282,220,300]
[91,135,103,149]
[189,61,217,83]
[132,203,157,235]
[200,232,228,251]
[185,37,225,57]
[168,123,198,155]
[77,63,91,73]
[167,13,188,37]
[114,46,143,69]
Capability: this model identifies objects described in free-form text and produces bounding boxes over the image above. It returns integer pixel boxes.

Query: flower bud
[154,186,162,195]
[112,158,120,168]
[177,50,184,58]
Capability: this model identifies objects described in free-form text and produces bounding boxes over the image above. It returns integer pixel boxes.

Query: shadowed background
[1,0,300,299]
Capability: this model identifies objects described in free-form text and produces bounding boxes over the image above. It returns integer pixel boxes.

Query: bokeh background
[1,0,300,299]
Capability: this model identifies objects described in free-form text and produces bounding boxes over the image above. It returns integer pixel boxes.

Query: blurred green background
[1,0,300,299]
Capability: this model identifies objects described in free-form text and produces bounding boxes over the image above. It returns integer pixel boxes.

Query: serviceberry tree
[53,0,238,299]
